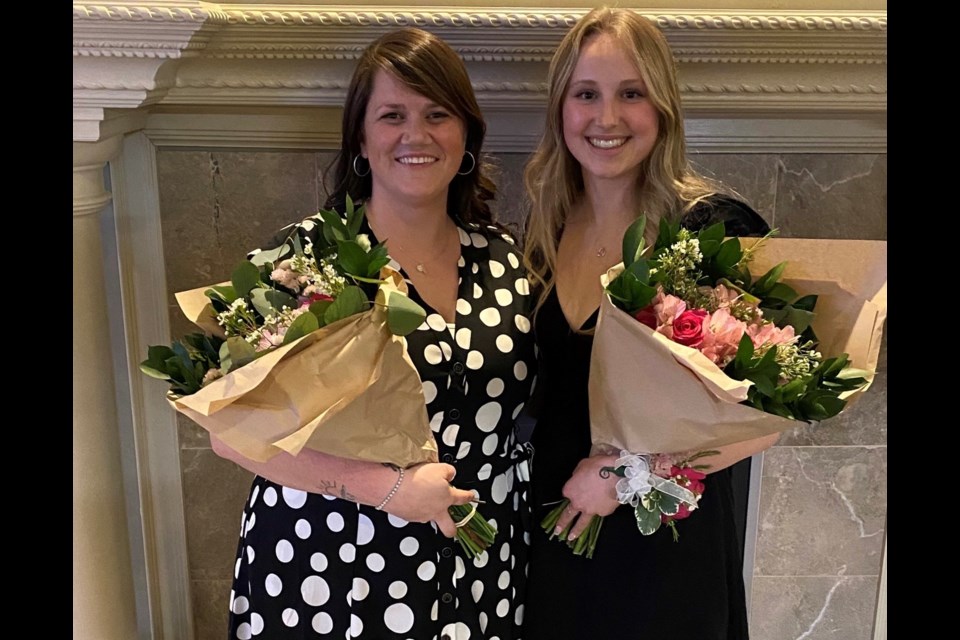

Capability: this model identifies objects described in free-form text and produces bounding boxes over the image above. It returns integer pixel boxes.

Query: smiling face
[360,69,467,209]
[561,32,660,188]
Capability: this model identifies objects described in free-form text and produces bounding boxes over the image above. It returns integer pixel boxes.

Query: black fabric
[523,197,769,639]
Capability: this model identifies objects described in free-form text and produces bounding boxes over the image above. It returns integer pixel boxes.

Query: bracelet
[376,466,404,511]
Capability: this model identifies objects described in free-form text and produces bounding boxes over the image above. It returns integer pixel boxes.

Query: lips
[587,137,627,149]
[396,155,438,165]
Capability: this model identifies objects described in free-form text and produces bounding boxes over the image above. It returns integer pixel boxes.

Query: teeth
[588,138,626,149]
[398,156,436,165]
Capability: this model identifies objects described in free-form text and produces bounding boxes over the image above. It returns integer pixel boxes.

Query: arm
[549,432,779,540]
[210,435,475,537]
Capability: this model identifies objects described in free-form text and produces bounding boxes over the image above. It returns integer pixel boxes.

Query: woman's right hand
[384,462,476,538]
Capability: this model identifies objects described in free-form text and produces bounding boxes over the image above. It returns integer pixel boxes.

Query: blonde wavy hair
[522,7,727,313]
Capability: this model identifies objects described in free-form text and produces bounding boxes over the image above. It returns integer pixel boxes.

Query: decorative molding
[74,2,227,23]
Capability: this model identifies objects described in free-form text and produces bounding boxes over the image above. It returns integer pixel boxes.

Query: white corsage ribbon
[614,450,697,507]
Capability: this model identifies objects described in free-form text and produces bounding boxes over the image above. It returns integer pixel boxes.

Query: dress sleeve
[679,195,771,238]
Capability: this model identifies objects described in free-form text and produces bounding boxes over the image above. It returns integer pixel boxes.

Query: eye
[573,89,597,101]
[380,112,403,121]
[427,111,452,121]
[623,88,646,100]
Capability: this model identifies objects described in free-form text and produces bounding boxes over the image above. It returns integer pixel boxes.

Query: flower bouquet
[141,198,495,558]
[543,214,887,556]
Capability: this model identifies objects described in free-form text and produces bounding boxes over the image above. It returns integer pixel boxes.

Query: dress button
[448,408,461,420]
[441,592,454,604]
[452,362,465,374]
[441,547,453,558]
[441,453,455,463]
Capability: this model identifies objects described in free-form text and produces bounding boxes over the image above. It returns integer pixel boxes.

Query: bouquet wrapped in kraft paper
[588,237,887,456]
[170,269,438,468]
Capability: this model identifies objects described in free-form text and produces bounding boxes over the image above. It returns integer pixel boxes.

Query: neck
[571,174,642,231]
[365,196,454,246]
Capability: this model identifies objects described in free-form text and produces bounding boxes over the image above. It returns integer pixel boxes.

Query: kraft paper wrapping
[170,270,438,467]
[588,238,887,455]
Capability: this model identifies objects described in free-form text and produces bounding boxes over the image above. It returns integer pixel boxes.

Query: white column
[73,136,139,640]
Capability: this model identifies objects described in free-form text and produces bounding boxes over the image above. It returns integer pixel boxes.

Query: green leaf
[658,491,682,517]
[336,240,370,277]
[699,238,721,259]
[752,262,787,296]
[714,238,743,269]
[733,333,755,368]
[231,261,263,298]
[323,286,367,324]
[624,258,651,284]
[792,294,819,312]
[698,221,726,245]
[281,310,320,345]
[219,337,257,373]
[783,307,815,334]
[634,503,662,536]
[384,290,428,336]
[249,287,298,318]
[142,345,176,372]
[346,201,364,236]
[621,215,648,267]
[766,282,798,302]
[308,299,333,323]
[319,209,350,242]
[139,363,172,380]
[655,217,679,250]
[248,244,291,268]
[206,285,238,305]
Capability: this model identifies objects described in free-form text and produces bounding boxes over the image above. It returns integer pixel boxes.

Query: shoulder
[680,194,771,238]
[459,220,521,251]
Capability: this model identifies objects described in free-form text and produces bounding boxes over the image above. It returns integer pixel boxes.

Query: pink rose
[299,292,334,308]
[671,310,708,347]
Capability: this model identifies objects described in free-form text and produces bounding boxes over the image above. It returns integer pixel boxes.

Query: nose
[401,117,430,144]
[597,98,618,128]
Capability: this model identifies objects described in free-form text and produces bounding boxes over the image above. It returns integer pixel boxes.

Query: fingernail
[553,527,563,536]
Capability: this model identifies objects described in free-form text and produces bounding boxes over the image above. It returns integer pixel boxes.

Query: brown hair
[324,27,498,226]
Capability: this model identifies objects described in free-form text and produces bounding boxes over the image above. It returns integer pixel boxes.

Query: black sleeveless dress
[523,197,769,640]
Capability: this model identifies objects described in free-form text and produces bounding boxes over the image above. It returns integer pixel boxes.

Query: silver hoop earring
[456,151,476,176]
[352,155,371,177]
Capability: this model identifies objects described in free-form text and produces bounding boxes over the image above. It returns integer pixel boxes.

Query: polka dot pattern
[227,220,535,640]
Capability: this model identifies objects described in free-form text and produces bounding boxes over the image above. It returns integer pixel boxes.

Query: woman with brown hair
[522,8,777,638]
[213,28,536,639]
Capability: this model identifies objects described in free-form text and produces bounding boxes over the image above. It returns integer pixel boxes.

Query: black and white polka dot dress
[226,216,537,640]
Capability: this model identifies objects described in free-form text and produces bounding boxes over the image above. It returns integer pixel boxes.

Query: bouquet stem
[449,503,497,560]
[540,500,605,559]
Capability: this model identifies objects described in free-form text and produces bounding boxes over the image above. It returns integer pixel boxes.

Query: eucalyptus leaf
[282,310,320,345]
[220,337,257,373]
[249,288,298,318]
[323,286,367,324]
[248,244,291,268]
[385,290,428,336]
[308,299,333,323]
[206,284,238,305]
[139,364,172,380]
[231,261,263,298]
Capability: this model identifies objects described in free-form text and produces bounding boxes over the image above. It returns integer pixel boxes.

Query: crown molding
[74,3,887,150]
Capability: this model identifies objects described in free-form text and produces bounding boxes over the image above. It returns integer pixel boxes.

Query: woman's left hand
[554,453,621,541]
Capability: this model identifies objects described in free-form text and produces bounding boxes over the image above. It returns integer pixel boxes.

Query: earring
[352,155,371,177]
[456,151,476,176]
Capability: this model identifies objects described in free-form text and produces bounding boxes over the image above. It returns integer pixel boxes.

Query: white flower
[356,234,372,252]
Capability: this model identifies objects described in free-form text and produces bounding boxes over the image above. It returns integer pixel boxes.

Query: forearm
[210,435,397,505]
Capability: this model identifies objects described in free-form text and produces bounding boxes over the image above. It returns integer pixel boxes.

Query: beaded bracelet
[376,466,405,511]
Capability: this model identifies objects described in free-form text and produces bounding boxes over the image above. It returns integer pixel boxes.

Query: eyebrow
[568,78,646,88]
[372,102,445,111]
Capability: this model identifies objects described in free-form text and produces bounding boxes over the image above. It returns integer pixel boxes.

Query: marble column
[73,137,139,640]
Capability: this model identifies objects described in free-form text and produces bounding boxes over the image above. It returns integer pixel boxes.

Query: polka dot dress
[227,216,537,639]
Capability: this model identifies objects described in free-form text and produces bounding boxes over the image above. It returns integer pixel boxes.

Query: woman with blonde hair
[522,8,777,638]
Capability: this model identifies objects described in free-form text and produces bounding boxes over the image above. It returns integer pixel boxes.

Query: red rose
[671,309,707,347]
[634,307,658,329]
